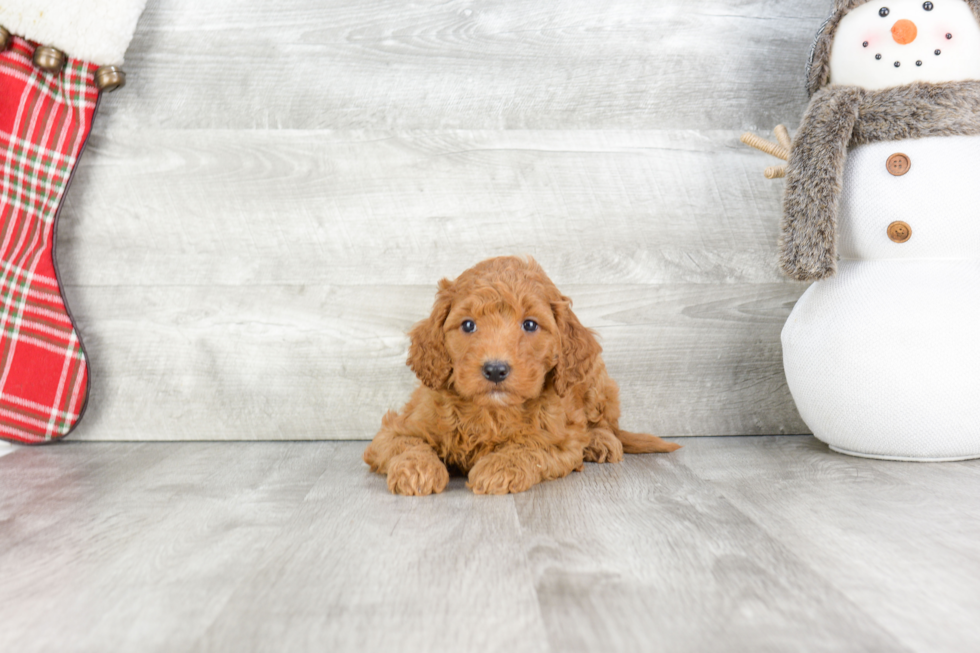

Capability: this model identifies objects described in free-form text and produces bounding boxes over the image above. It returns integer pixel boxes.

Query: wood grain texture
[3,438,979,652]
[65,283,807,441]
[97,0,822,132]
[514,448,912,653]
[50,0,835,439]
[684,437,980,653]
[60,129,792,287]
[0,442,547,653]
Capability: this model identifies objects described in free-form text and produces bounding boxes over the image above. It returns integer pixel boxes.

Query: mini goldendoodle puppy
[364,256,680,495]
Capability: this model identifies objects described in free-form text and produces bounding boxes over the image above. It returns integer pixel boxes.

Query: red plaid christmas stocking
[0,1,143,445]
[0,38,99,444]
[0,2,146,444]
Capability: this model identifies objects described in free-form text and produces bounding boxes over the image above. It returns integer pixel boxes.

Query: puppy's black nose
[482,361,511,384]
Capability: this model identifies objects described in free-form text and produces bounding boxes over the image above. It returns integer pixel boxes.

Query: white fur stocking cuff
[0,0,147,66]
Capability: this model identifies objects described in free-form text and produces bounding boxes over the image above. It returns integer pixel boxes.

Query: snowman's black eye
[894,61,901,67]
[923,1,933,10]
[876,53,883,60]
[863,41,869,47]
[947,33,953,39]
[916,60,923,66]
[880,7,890,16]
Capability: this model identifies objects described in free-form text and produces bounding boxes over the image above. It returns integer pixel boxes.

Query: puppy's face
[443,289,560,406]
[408,256,600,402]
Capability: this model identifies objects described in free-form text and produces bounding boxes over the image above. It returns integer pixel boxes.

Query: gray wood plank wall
[59,0,831,441]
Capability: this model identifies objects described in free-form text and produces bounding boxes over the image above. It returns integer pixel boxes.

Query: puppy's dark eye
[923,1,933,10]
[522,319,539,333]
[880,7,890,16]
[461,320,476,333]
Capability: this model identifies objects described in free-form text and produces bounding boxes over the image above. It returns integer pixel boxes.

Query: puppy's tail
[616,429,682,454]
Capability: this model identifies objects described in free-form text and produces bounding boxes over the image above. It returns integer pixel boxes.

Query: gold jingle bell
[34,45,66,73]
[95,65,126,92]
[0,26,11,51]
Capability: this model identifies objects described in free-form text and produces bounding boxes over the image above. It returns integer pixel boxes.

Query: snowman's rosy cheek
[929,26,951,41]
[860,34,881,49]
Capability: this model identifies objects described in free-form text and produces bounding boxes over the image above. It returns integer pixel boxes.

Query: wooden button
[0,26,11,51]
[886,153,911,176]
[887,221,912,243]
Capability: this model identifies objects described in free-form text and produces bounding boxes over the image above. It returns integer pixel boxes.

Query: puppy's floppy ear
[552,296,602,396]
[408,278,455,390]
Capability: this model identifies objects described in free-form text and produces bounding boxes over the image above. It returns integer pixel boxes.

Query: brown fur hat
[805,0,980,96]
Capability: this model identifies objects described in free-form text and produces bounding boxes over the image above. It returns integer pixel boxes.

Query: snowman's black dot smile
[936,48,942,55]
[894,61,901,67]
[876,53,883,60]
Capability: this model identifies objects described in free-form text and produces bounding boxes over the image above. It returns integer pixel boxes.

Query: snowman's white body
[782,135,980,460]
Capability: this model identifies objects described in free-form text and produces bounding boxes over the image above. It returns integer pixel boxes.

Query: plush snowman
[776,0,980,460]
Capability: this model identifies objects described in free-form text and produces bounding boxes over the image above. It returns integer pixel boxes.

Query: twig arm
[740,132,789,161]
[774,124,792,150]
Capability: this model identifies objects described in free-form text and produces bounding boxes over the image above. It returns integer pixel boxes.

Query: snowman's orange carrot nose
[892,19,917,44]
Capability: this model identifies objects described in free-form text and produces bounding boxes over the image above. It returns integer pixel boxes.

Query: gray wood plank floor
[53,0,834,440]
[2,437,978,653]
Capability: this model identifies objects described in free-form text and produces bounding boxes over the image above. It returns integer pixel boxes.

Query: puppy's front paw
[386,451,449,496]
[583,428,624,464]
[467,453,538,495]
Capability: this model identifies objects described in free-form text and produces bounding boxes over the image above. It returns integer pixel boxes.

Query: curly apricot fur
[364,256,680,495]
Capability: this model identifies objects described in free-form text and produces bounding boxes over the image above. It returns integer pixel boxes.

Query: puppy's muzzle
[482,360,511,384]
